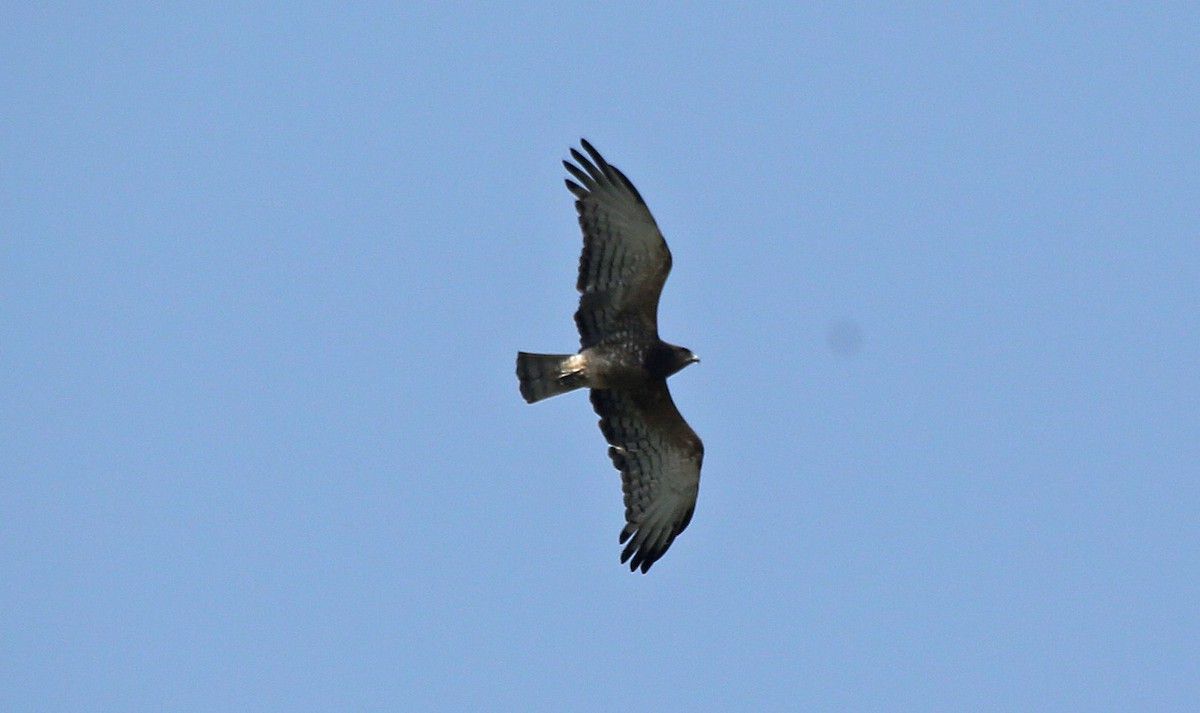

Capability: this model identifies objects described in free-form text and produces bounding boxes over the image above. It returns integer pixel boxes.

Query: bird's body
[516,140,703,573]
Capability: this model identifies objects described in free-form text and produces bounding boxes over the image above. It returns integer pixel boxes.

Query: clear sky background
[3,3,1197,711]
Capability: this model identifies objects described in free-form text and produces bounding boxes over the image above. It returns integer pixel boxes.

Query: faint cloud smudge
[826,317,864,358]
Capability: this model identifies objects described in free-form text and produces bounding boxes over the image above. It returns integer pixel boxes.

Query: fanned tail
[515,352,587,403]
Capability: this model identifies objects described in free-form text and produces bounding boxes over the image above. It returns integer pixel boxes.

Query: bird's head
[653,343,699,378]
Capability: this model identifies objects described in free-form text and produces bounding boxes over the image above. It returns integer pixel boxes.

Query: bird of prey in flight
[516,140,703,573]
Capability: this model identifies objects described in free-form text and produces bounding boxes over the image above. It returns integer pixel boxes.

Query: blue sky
[3,3,1198,710]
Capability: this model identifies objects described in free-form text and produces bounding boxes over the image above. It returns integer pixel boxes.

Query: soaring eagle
[516,140,703,573]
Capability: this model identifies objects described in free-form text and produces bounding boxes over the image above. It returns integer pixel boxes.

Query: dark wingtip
[619,529,660,573]
[579,139,608,171]
[628,552,654,573]
[564,178,587,200]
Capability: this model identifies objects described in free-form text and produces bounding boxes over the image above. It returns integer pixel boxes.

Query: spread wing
[564,140,672,349]
[591,384,703,573]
